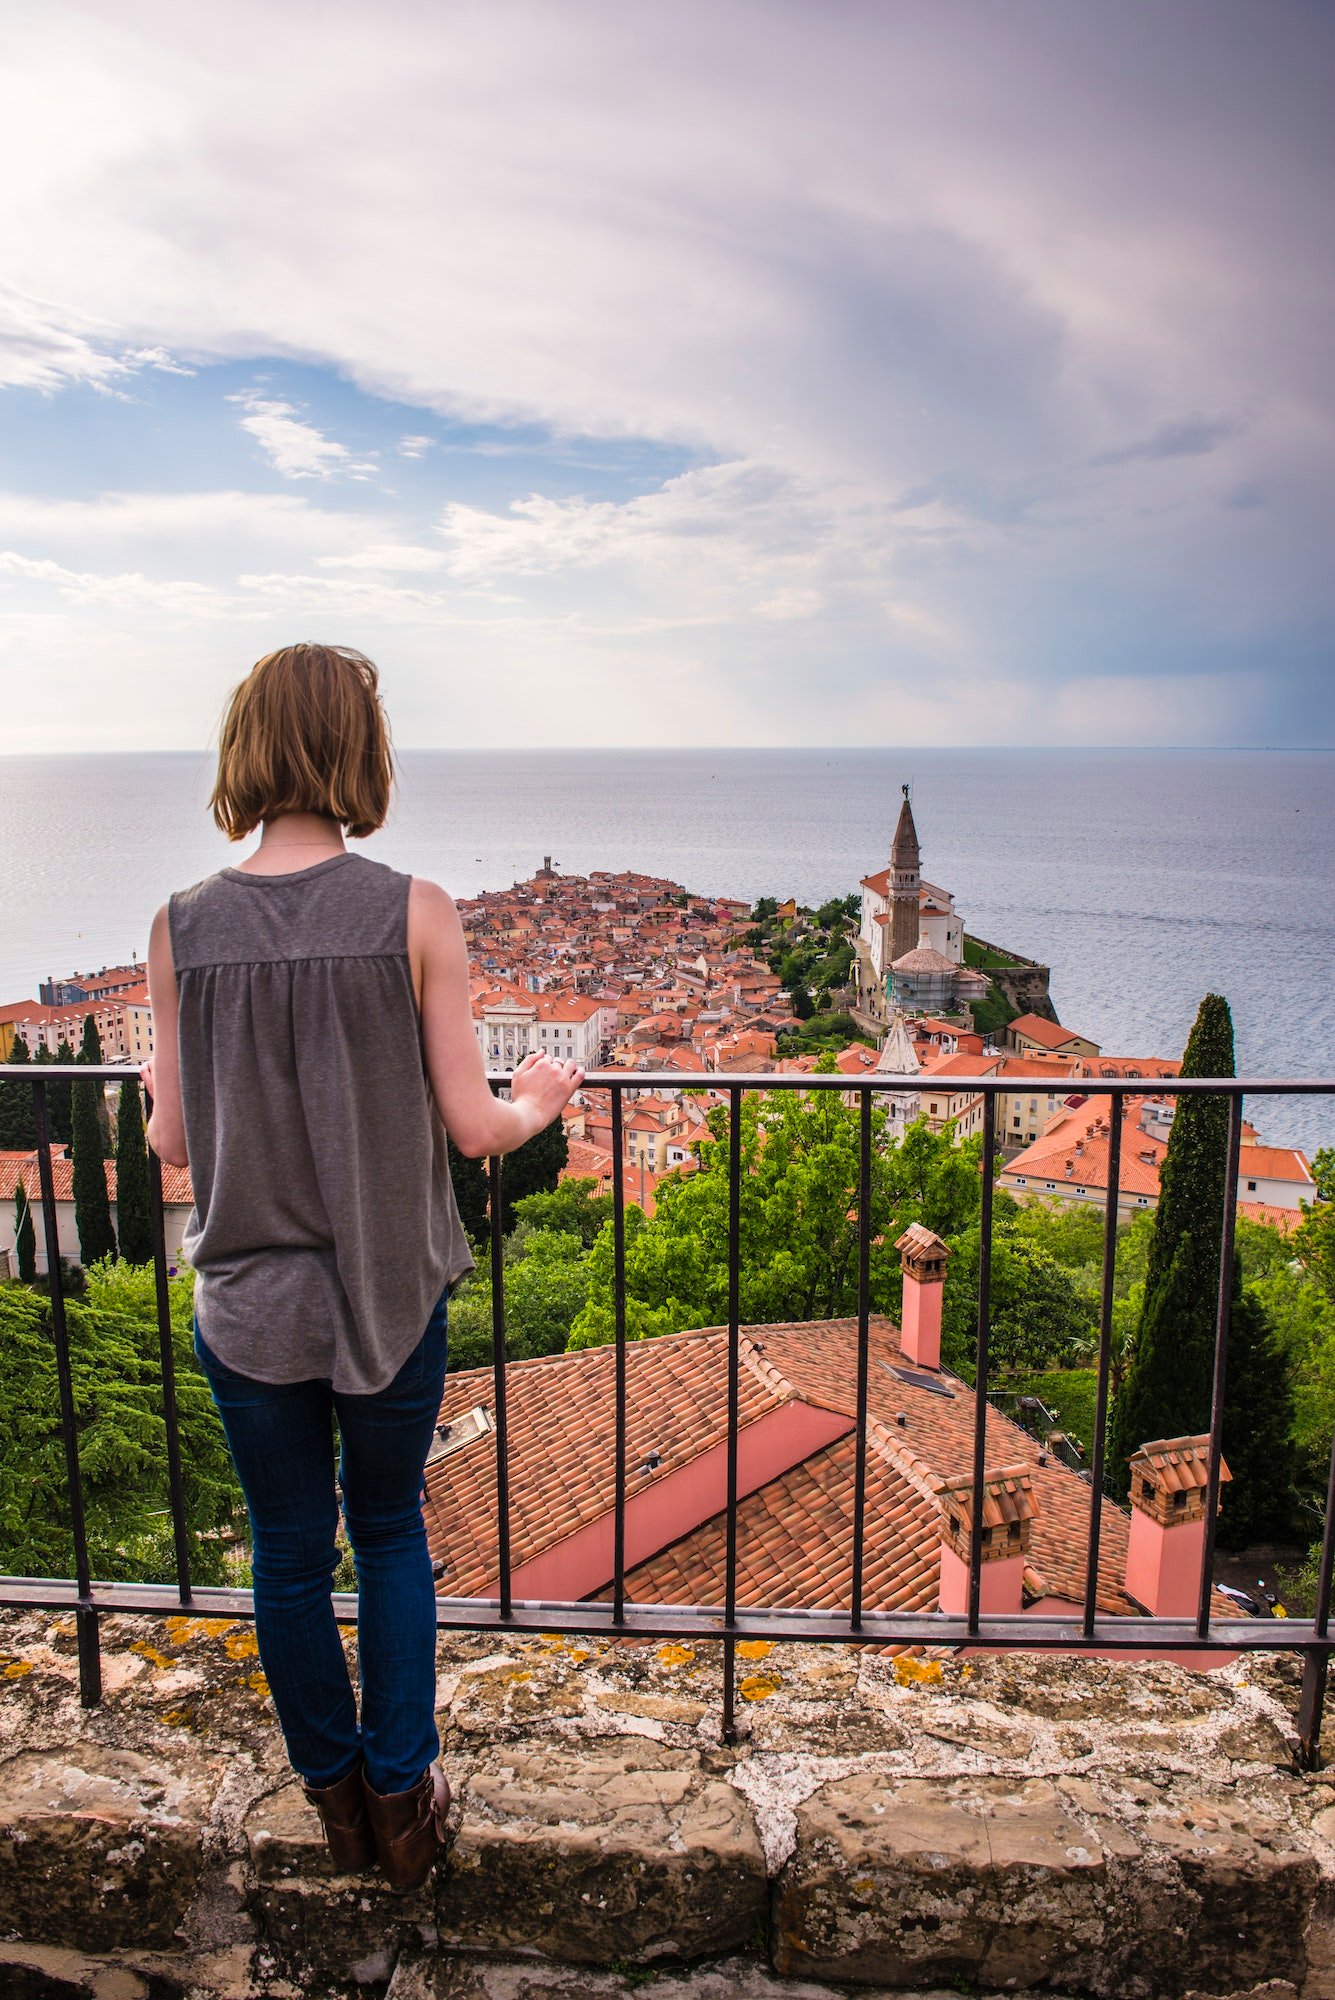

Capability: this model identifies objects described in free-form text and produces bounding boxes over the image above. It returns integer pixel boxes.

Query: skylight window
[426,1405,494,1466]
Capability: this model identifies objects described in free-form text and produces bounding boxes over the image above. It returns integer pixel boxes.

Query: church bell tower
[889,785,921,965]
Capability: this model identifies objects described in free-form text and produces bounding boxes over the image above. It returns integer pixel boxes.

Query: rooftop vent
[425,1405,494,1467]
[637,1450,664,1476]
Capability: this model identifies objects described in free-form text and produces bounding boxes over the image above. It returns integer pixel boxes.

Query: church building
[854,789,981,1032]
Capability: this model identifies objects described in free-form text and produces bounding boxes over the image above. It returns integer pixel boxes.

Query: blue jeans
[193,1293,448,1794]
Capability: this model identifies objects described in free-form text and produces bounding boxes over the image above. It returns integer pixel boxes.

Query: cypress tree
[447,1136,491,1245]
[499,1118,569,1234]
[71,1067,117,1269]
[1216,1262,1296,1548]
[13,1180,37,1283]
[114,1078,154,1265]
[47,1037,75,1148]
[1108,993,1236,1492]
[77,1014,112,1156]
[0,1034,37,1151]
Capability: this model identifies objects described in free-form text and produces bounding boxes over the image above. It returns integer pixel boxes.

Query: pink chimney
[895,1223,950,1371]
[936,1464,1039,1619]
[1124,1434,1231,1618]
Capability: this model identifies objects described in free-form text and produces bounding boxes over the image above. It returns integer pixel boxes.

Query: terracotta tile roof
[423,1314,1144,1620]
[0,1149,194,1207]
[1238,1144,1314,1186]
[1010,1015,1088,1050]
[1236,1201,1299,1231]
[629,1428,940,1616]
[423,1324,791,1597]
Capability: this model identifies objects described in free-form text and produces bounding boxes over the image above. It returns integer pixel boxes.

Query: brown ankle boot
[362,1760,450,1891]
[302,1761,378,1872]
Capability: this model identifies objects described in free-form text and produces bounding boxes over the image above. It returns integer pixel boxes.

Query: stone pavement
[2,1608,1335,1997]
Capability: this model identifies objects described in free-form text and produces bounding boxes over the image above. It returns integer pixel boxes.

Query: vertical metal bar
[144,1089,192,1605]
[1082,1086,1123,1637]
[611,1086,627,1626]
[488,1148,513,1620]
[850,1085,872,1630]
[1196,1089,1244,1641]
[1299,1408,1335,1765]
[32,1079,101,1705]
[722,1084,742,1742]
[966,1089,997,1639]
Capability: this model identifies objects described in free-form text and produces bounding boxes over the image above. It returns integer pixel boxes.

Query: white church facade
[854,789,983,1033]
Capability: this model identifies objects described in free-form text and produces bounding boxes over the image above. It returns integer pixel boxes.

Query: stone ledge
[2,1608,1334,1999]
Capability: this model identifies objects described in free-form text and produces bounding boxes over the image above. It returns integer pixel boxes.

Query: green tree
[1295,1190,1335,1307]
[71,1065,117,1270]
[940,1228,1097,1379]
[0,1264,241,1584]
[447,1136,490,1243]
[46,1037,76,1148]
[13,1179,37,1283]
[1216,1263,1296,1548]
[0,1033,37,1151]
[77,1015,112,1156]
[114,1078,154,1265]
[512,1175,614,1249]
[1107,994,1237,1491]
[497,1117,568,1234]
[568,1069,915,1348]
[504,1229,592,1356]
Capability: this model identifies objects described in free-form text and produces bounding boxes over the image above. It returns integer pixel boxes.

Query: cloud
[1090,415,1245,469]
[0,288,190,393]
[0,2,1330,746]
[228,389,376,480]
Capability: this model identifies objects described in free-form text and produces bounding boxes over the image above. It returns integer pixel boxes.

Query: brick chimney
[936,1465,1039,1617]
[1124,1435,1231,1617]
[895,1223,950,1370]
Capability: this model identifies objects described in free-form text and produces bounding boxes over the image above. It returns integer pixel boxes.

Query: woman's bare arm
[143,903,189,1168]
[409,877,582,1158]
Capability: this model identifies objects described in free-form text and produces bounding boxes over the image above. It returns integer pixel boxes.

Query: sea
[2,747,1331,1155]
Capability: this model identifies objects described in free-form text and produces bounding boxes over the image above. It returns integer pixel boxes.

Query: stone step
[2,1611,1332,1999]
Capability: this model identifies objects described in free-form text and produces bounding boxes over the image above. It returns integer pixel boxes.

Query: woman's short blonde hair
[209,643,395,841]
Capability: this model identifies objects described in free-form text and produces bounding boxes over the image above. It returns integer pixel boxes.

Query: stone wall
[4,1610,1335,1999]
[965,934,1058,1027]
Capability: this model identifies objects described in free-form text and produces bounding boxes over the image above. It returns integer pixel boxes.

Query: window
[1247,1180,1257,1192]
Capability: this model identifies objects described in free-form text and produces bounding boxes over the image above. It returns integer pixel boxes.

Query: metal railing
[2,1062,1333,1759]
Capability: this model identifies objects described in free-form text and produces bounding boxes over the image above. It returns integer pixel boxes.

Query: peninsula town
[0,789,1315,1251]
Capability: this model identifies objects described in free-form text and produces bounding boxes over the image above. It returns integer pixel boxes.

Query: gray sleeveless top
[168,851,474,1393]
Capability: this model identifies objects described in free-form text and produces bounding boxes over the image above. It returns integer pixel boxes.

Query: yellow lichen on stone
[165,1615,237,1646]
[223,1630,260,1660]
[893,1657,944,1687]
[657,1643,696,1668]
[567,1648,591,1664]
[737,1640,774,1660]
[739,1673,782,1702]
[246,1672,270,1696]
[2,1658,33,1678]
[162,1706,194,1727]
[130,1639,174,1671]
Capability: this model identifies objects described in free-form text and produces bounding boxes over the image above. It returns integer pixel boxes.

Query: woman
[142,643,581,1890]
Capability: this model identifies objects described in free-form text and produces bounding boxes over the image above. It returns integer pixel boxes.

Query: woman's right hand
[508,1050,585,1135]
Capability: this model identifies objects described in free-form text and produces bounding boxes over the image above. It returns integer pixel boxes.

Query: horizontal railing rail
[1,1058,1332,1757]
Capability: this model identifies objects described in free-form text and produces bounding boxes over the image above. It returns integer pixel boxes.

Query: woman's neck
[234,815,348,875]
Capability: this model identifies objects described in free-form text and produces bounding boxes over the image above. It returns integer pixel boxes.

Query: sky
[1,0,1331,752]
